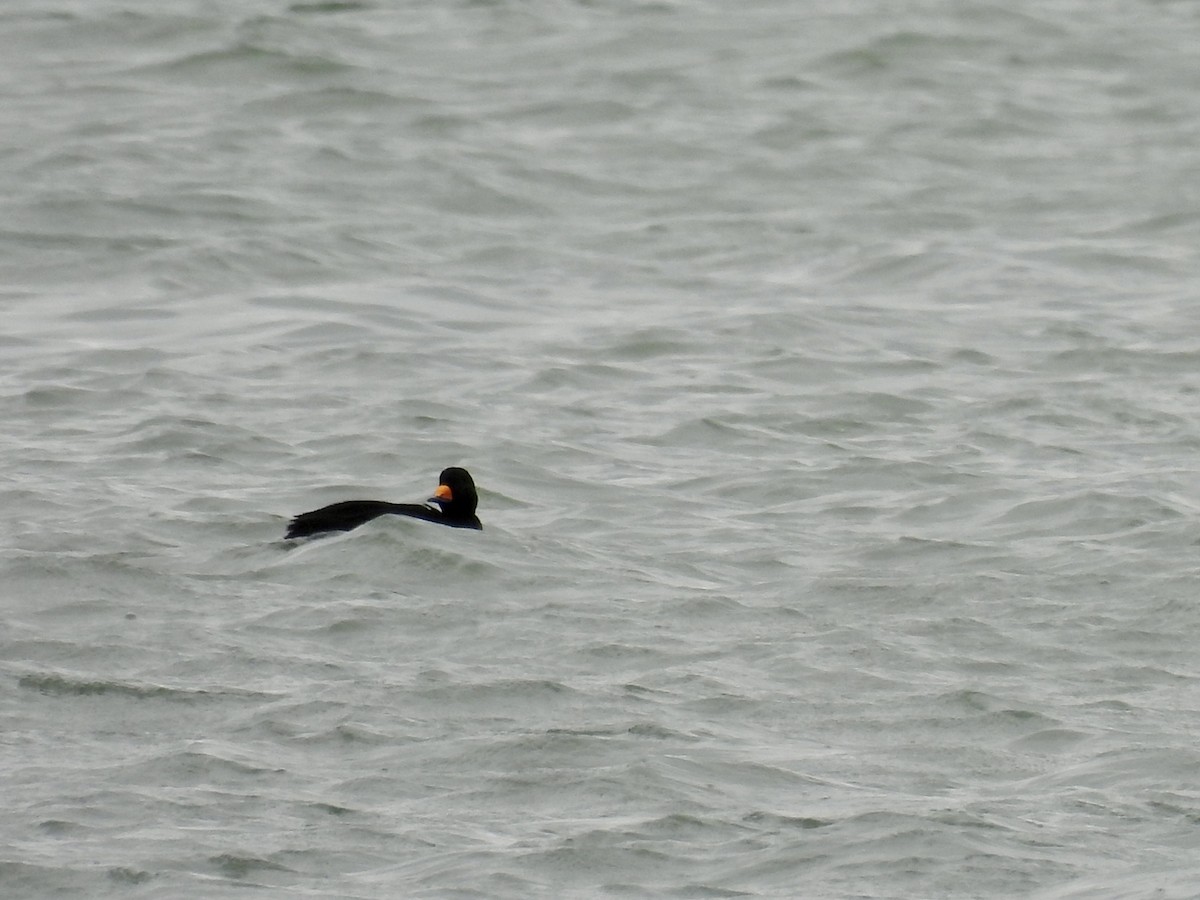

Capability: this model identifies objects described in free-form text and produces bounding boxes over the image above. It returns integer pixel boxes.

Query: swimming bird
[285,466,481,539]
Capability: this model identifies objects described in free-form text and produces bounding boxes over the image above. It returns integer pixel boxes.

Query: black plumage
[285,467,481,539]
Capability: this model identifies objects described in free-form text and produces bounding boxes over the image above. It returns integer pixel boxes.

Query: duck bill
[429,484,453,505]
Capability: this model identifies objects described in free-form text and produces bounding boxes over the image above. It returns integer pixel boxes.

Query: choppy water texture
[4,1,1200,897]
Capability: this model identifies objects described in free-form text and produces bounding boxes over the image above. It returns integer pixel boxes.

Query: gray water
[4,1,1200,897]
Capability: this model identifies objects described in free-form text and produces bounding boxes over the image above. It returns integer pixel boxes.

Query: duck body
[285,467,481,539]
